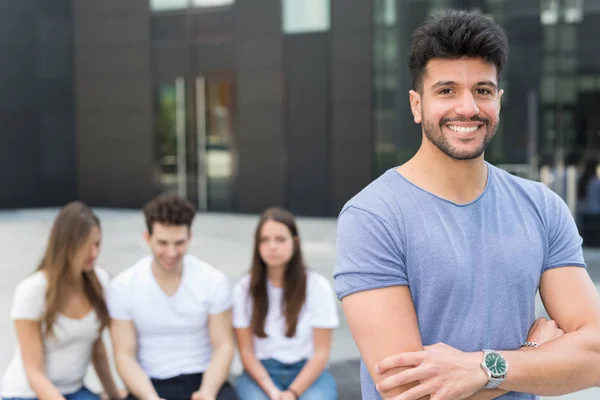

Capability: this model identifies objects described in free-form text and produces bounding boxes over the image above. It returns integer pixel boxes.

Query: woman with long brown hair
[1,202,124,400]
[233,208,339,400]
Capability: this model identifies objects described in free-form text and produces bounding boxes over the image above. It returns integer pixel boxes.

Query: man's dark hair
[409,9,509,92]
[143,193,196,234]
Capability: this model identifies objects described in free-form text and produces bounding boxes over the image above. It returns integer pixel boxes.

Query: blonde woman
[1,202,124,400]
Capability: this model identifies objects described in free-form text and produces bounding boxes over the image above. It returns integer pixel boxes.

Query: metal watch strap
[521,341,540,348]
[484,377,504,389]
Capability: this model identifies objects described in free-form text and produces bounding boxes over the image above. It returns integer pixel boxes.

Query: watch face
[485,352,507,376]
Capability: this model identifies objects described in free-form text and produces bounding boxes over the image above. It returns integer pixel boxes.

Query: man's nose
[454,92,479,118]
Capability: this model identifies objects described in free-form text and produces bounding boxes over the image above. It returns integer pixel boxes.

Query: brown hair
[250,207,307,338]
[37,201,108,335]
[143,193,196,234]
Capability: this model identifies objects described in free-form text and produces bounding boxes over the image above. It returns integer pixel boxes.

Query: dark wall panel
[235,0,285,213]
[331,0,373,213]
[0,2,75,208]
[74,0,154,208]
[285,33,330,216]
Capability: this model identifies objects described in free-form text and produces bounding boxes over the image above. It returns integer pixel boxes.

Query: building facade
[1,0,599,217]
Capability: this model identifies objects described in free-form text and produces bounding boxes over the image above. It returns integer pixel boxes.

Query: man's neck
[398,144,488,205]
[151,258,183,282]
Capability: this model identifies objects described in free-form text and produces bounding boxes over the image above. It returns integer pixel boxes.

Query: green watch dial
[485,352,507,376]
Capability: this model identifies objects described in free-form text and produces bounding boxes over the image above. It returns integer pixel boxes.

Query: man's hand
[375,342,488,400]
[278,391,297,400]
[526,317,564,345]
[191,391,215,400]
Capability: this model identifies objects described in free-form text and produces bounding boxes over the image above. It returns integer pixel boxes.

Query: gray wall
[330,0,374,213]
[285,33,331,216]
[73,0,154,208]
[0,1,75,208]
[235,0,286,213]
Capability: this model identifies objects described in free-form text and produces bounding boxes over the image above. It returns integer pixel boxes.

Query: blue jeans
[235,359,337,400]
[3,386,99,400]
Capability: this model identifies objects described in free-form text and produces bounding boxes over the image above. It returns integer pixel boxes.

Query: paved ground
[0,208,599,399]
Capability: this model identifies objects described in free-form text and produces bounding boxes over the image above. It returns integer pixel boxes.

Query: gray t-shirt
[333,163,586,400]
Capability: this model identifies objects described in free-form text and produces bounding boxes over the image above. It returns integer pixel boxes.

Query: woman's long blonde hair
[37,201,109,335]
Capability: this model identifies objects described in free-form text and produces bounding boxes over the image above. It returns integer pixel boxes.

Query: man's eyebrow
[476,81,498,89]
[431,81,457,89]
[430,80,498,90]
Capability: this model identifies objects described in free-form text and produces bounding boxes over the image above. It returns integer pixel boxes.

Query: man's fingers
[376,351,427,373]
[388,379,436,400]
[377,364,437,393]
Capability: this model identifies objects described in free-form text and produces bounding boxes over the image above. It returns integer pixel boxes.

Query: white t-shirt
[1,267,111,397]
[106,255,233,379]
[232,271,339,364]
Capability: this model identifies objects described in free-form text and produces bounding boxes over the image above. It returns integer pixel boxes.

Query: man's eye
[476,88,492,95]
[438,88,453,95]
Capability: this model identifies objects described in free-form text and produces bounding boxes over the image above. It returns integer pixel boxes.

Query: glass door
[155,74,236,211]
[196,75,236,211]
[156,77,187,198]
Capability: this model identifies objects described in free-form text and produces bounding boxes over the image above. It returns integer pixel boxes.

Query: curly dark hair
[143,193,196,234]
[409,9,509,92]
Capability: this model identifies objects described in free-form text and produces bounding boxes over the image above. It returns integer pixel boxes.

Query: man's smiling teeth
[448,125,479,133]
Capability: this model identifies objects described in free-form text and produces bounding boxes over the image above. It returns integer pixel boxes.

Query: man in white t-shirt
[107,194,238,400]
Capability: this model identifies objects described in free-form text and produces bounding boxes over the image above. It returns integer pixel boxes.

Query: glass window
[151,0,234,11]
[541,0,559,26]
[560,24,577,51]
[579,75,595,92]
[192,0,234,6]
[564,0,583,24]
[541,75,557,103]
[150,0,187,11]
[283,0,330,34]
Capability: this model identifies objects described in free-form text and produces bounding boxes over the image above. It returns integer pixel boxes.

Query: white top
[1,267,111,397]
[232,271,339,364]
[106,255,233,379]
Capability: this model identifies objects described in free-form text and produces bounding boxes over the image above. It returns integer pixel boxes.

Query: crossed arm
[343,266,600,399]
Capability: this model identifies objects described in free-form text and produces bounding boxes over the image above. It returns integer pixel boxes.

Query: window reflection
[283,0,330,34]
[192,0,234,6]
[204,79,236,211]
[151,0,234,11]
[151,0,187,11]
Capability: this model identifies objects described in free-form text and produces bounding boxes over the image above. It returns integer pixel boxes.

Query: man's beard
[422,113,498,160]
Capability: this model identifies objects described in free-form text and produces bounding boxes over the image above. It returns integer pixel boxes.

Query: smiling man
[107,194,238,400]
[333,9,600,400]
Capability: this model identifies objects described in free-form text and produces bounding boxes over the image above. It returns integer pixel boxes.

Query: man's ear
[144,231,150,244]
[409,90,422,124]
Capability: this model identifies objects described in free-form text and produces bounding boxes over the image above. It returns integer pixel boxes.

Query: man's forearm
[198,342,234,397]
[115,355,160,400]
[498,324,600,396]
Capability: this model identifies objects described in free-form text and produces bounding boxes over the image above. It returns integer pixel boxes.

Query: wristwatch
[480,350,508,389]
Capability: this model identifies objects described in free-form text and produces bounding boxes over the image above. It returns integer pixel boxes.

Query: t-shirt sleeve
[106,277,132,320]
[309,275,339,329]
[333,206,408,300]
[10,276,46,321]
[94,266,111,292]
[544,190,586,272]
[232,280,251,329]
[209,271,233,315]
